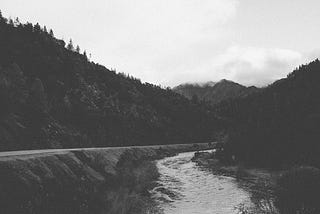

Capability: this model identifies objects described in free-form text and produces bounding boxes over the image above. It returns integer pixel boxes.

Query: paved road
[0,142,216,158]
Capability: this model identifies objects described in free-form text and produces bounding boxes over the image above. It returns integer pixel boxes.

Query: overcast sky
[2,0,320,87]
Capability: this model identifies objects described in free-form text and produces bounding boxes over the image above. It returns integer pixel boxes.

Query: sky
[2,0,320,87]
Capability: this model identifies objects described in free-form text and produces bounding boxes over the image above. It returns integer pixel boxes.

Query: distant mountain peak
[216,79,243,86]
[218,78,230,83]
[176,79,239,88]
[175,81,217,88]
[173,79,259,104]
[200,81,217,87]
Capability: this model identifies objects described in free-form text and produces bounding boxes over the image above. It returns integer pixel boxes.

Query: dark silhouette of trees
[8,17,14,25]
[76,45,80,53]
[49,29,54,37]
[67,39,74,51]
[14,17,20,26]
[83,50,88,60]
[275,166,320,213]
[191,94,199,104]
[0,11,7,23]
[216,59,320,168]
[33,23,41,33]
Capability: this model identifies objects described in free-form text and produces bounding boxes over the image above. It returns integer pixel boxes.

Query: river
[149,151,254,214]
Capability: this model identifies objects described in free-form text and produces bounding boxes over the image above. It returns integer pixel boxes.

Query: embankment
[0,143,214,214]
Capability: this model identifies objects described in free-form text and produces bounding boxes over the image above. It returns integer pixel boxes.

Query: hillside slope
[173,79,259,105]
[216,60,320,167]
[0,14,219,151]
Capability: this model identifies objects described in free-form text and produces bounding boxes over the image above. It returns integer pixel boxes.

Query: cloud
[103,0,314,88]
[95,0,239,84]
[211,46,304,86]
[154,46,312,87]
[105,0,238,46]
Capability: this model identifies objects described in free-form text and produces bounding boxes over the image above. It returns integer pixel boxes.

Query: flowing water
[150,151,254,214]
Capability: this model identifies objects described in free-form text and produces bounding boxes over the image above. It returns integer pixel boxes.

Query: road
[0,142,216,158]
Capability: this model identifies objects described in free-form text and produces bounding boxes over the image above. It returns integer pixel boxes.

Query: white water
[150,151,253,214]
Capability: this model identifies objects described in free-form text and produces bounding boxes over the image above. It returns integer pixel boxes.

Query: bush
[275,166,320,214]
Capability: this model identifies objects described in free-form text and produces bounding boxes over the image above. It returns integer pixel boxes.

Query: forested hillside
[216,60,320,167]
[0,13,219,151]
[1,10,319,169]
[173,79,259,105]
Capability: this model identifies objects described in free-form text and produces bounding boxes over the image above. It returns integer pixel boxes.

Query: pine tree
[34,23,41,33]
[0,10,7,23]
[0,11,7,23]
[49,29,54,37]
[76,45,80,53]
[25,22,34,33]
[0,10,5,24]
[9,17,14,25]
[14,17,20,26]
[83,50,88,61]
[67,39,74,51]
[43,26,48,33]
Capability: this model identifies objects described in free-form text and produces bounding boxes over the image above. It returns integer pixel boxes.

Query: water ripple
[151,151,253,214]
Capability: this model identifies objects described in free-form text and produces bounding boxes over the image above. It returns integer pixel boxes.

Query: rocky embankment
[0,143,214,214]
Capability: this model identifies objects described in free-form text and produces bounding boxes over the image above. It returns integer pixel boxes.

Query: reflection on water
[150,151,253,214]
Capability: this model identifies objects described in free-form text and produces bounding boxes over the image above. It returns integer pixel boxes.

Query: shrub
[275,166,320,214]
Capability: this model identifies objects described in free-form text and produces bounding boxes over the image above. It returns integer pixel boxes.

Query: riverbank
[0,143,215,214]
[192,151,281,213]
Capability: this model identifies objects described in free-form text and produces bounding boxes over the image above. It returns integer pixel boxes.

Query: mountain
[173,79,259,105]
[216,60,320,167]
[0,14,220,151]
[2,12,319,169]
